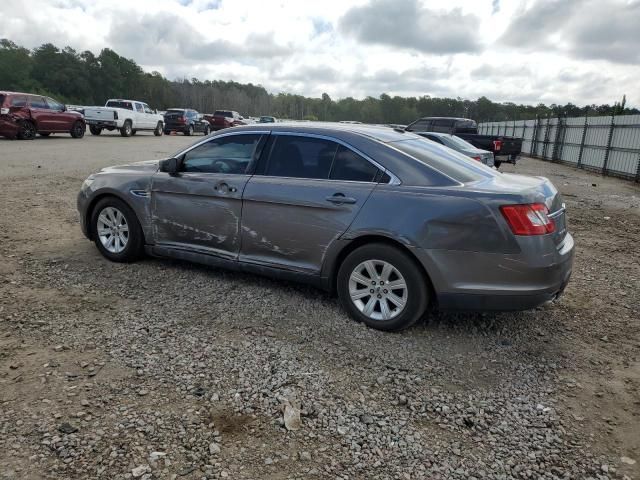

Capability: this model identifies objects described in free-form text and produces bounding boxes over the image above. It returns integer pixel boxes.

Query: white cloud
[0,0,639,107]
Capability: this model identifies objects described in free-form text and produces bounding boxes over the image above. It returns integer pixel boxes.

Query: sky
[1,0,639,106]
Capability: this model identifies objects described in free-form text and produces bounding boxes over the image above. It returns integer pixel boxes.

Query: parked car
[163,109,210,136]
[419,132,494,167]
[0,91,85,140]
[205,110,246,131]
[83,99,164,137]
[258,116,277,123]
[405,117,522,168]
[77,124,573,332]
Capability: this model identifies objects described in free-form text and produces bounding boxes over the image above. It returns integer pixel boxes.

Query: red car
[0,91,86,140]
[204,110,247,131]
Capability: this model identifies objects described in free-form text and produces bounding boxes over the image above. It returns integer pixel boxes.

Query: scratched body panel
[240,176,375,273]
[150,172,248,258]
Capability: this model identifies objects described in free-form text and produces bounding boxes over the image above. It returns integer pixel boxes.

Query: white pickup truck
[84,99,164,137]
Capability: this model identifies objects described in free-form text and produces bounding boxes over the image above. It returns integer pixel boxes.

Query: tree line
[1,39,638,124]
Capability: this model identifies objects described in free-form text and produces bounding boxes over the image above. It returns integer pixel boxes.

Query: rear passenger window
[431,119,454,133]
[182,134,262,174]
[330,146,378,182]
[265,136,338,179]
[407,119,430,132]
[10,96,27,107]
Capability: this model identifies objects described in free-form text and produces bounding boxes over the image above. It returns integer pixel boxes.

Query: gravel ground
[1,131,639,480]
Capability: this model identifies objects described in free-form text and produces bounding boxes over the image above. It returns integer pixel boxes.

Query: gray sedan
[77,124,574,331]
[418,132,495,167]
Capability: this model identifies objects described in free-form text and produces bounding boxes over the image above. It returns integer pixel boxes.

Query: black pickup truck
[405,117,522,168]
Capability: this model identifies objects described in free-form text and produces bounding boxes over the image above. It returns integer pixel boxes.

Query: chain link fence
[478,114,640,182]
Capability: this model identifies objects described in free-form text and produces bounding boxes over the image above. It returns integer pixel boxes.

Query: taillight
[471,156,482,161]
[500,203,555,236]
[493,140,502,151]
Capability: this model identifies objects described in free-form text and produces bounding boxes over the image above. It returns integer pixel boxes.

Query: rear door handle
[325,193,357,205]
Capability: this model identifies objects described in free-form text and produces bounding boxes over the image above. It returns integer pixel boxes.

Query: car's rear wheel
[70,121,85,138]
[120,120,133,137]
[89,126,102,135]
[154,122,163,136]
[90,197,144,262]
[17,120,36,140]
[337,244,428,331]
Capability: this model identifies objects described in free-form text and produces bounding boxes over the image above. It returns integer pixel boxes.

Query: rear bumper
[86,119,117,128]
[413,232,575,312]
[0,116,20,138]
[164,122,189,131]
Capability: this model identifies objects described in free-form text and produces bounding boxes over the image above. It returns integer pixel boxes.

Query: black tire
[70,121,85,138]
[154,122,163,136]
[337,243,429,332]
[120,120,133,137]
[17,120,36,140]
[185,124,194,136]
[203,125,210,136]
[90,197,144,263]
[89,125,102,135]
[494,160,502,169]
[39,132,51,137]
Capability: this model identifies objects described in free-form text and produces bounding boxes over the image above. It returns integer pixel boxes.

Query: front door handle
[325,193,357,205]
[214,182,237,193]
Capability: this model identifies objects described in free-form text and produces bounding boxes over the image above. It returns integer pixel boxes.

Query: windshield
[390,138,497,183]
[106,100,133,110]
[440,134,476,150]
[214,110,233,117]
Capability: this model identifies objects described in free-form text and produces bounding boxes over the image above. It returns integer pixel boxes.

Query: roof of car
[418,117,475,122]
[231,122,422,143]
[0,91,43,96]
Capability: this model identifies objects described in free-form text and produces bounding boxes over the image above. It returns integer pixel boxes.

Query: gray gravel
[1,134,638,479]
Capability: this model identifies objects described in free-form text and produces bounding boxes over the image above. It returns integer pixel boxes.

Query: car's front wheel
[90,197,144,262]
[154,122,163,136]
[203,125,210,135]
[185,125,194,136]
[70,121,85,138]
[337,243,429,331]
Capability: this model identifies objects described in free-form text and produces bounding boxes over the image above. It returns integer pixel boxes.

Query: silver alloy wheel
[97,206,129,254]
[348,259,407,321]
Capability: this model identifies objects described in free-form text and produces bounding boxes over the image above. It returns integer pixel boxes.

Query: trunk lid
[474,173,567,245]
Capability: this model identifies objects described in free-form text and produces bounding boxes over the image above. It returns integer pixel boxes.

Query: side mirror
[159,157,179,175]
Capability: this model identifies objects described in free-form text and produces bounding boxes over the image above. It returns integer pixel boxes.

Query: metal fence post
[577,112,589,169]
[602,114,615,175]
[541,115,552,159]
[531,116,539,156]
[551,114,565,162]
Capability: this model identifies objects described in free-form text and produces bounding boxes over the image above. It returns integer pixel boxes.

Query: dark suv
[163,109,210,136]
[0,91,86,140]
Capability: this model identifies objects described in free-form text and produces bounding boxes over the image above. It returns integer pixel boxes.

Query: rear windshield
[390,138,495,183]
[165,109,184,114]
[106,101,134,110]
[214,110,233,117]
[441,134,476,150]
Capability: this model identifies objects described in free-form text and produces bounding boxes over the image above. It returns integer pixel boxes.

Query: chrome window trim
[173,130,271,158]
[268,131,401,185]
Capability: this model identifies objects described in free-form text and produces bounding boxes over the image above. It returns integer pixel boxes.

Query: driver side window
[182,134,262,174]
